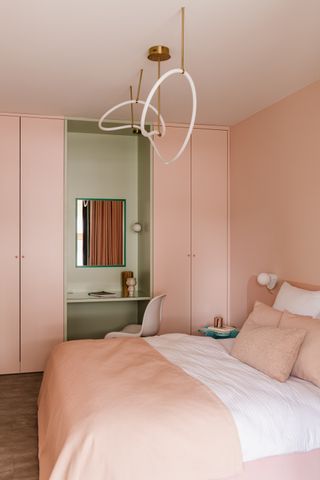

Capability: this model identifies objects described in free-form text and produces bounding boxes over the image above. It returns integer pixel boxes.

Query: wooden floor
[0,373,42,480]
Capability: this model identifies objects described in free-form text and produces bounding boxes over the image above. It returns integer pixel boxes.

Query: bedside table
[198,327,239,339]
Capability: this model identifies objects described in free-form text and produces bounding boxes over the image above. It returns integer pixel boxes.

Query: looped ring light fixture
[140,68,196,165]
[98,7,197,165]
[98,99,166,137]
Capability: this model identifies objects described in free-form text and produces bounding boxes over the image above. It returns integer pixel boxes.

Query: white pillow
[273,282,320,318]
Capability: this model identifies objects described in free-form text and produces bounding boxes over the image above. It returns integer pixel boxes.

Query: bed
[38,332,320,480]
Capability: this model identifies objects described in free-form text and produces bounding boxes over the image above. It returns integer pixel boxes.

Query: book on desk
[88,291,117,298]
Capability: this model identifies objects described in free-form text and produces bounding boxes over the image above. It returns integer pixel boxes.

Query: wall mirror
[76,198,126,267]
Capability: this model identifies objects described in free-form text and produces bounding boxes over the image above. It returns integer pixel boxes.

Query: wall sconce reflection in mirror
[132,223,142,233]
[76,198,126,267]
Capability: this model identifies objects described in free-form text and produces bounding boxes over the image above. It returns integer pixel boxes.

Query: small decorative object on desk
[121,271,133,297]
[126,277,137,297]
[198,325,239,339]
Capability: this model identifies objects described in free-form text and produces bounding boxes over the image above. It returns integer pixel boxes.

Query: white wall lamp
[132,223,142,233]
[257,273,278,290]
[98,7,197,165]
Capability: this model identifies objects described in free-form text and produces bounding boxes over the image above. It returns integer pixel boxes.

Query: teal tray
[198,328,239,339]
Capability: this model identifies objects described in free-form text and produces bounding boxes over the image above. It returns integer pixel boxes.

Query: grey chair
[104,294,166,338]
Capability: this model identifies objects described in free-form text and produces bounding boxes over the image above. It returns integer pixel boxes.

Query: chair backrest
[140,294,166,337]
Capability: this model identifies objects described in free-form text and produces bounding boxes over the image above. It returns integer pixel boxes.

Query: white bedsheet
[146,333,320,462]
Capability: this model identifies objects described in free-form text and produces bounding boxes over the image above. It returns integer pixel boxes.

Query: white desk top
[67,292,151,303]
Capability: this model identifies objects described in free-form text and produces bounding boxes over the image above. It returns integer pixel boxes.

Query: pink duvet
[38,338,242,480]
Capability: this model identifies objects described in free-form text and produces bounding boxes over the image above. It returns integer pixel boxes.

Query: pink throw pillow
[231,326,306,382]
[241,301,282,333]
[280,311,320,387]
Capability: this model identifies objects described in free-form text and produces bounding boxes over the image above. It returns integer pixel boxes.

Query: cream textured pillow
[280,311,320,387]
[241,301,282,334]
[231,326,306,382]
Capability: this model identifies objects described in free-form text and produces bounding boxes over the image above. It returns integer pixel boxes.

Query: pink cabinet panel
[153,127,228,335]
[191,129,228,332]
[153,127,191,334]
[20,117,64,372]
[0,116,20,374]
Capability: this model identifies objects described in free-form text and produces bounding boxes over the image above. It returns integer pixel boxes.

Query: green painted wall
[67,302,138,339]
[138,135,152,296]
[67,131,138,292]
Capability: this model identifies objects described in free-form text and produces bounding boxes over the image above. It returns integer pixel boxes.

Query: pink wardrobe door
[191,129,228,333]
[0,116,20,374]
[153,127,191,334]
[20,117,64,372]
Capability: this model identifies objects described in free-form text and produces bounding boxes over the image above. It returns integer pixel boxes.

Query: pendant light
[98,7,197,164]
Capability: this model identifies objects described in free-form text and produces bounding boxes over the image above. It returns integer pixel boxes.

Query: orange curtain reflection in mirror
[77,199,125,267]
[88,200,124,266]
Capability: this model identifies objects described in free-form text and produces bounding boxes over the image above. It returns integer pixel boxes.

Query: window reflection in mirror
[76,198,126,267]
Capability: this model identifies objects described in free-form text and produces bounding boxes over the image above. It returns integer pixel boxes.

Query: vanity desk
[67,293,151,340]
[67,292,151,303]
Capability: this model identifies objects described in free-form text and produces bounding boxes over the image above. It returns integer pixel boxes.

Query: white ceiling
[1,0,320,126]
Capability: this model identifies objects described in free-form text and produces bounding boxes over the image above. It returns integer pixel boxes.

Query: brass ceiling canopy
[147,45,171,62]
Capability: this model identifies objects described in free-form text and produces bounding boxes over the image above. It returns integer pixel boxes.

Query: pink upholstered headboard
[246,276,320,318]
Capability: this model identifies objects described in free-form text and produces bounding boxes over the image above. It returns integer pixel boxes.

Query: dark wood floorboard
[0,373,42,480]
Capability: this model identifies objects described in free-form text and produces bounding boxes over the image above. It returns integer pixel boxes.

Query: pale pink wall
[230,80,320,326]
